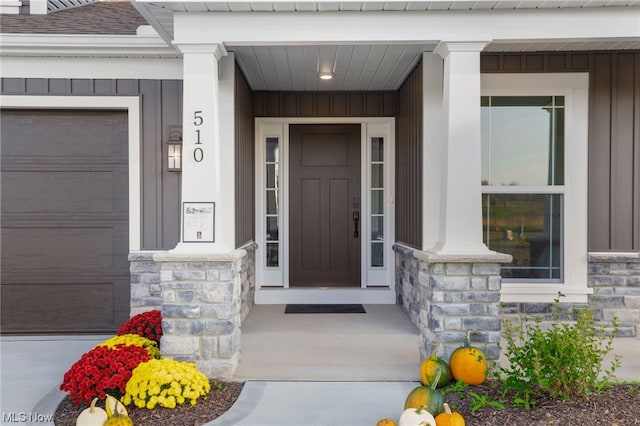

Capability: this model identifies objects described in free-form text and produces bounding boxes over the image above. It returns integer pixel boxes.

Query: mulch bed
[443,380,640,426]
[54,380,243,426]
[54,380,640,425]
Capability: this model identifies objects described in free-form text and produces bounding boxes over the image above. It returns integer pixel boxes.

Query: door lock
[352,211,360,238]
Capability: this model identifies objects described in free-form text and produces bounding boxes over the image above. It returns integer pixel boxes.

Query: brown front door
[289,124,361,287]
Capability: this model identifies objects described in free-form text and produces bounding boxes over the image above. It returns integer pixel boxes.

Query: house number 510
[193,110,204,162]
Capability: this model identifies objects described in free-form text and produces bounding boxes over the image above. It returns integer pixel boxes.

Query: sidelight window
[371,137,384,267]
[265,137,280,267]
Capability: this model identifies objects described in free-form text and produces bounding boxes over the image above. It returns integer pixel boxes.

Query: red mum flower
[60,345,150,406]
[117,310,162,345]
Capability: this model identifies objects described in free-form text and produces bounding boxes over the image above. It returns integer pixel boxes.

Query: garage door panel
[1,283,116,333]
[1,109,129,334]
[1,111,127,160]
[2,171,115,213]
[2,227,116,270]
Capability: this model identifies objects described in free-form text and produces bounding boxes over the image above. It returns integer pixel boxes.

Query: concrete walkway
[1,327,638,425]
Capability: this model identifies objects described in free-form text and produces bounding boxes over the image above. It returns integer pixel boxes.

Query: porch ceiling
[229,43,433,91]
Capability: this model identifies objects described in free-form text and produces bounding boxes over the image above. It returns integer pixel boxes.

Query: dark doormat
[284,304,366,314]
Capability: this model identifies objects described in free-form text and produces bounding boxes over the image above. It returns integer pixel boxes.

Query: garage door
[1,109,130,334]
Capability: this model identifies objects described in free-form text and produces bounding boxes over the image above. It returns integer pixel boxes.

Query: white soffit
[135,1,639,13]
[231,43,433,91]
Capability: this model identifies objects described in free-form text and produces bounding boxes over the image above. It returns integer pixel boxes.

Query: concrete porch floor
[233,304,421,381]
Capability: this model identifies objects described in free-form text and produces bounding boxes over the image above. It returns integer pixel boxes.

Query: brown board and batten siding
[395,61,423,249]
[252,91,397,117]
[235,66,255,247]
[0,78,183,251]
[481,51,640,252]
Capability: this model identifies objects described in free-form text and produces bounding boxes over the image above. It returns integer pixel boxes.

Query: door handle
[352,211,360,238]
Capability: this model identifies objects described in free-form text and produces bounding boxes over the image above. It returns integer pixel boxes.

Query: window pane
[266,137,279,162]
[371,190,384,214]
[482,193,562,280]
[372,164,383,189]
[266,164,277,189]
[371,216,384,240]
[266,217,279,241]
[266,243,279,267]
[266,190,278,215]
[372,137,384,162]
[482,96,564,186]
[371,242,384,267]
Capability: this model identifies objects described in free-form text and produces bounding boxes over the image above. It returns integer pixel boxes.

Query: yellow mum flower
[122,358,211,409]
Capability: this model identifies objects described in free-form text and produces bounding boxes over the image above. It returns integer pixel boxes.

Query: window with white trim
[481,74,589,303]
[481,96,564,281]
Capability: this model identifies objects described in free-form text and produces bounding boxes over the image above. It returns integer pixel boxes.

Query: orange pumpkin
[435,403,465,426]
[449,330,488,385]
[375,419,398,426]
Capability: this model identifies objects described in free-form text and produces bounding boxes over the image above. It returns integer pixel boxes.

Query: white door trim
[255,117,395,304]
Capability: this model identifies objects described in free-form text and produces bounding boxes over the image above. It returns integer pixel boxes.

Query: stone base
[503,253,640,338]
[395,244,510,361]
[128,244,256,379]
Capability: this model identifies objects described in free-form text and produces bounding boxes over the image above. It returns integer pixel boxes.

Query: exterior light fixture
[167,125,182,172]
[319,72,334,80]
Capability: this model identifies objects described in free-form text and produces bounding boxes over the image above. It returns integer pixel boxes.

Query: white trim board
[255,288,396,304]
[0,57,182,80]
[0,95,142,251]
[0,33,178,57]
[172,7,639,46]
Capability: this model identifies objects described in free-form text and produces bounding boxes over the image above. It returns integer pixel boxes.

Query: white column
[422,52,444,250]
[173,44,235,253]
[430,41,493,255]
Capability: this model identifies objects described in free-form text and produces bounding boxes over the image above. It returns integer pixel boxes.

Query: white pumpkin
[105,394,128,418]
[398,406,436,426]
[76,398,108,426]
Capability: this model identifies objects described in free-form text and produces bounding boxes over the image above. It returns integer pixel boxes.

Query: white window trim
[254,117,396,304]
[481,73,590,303]
[0,95,142,251]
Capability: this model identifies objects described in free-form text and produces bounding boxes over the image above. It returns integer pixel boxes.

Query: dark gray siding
[481,51,640,252]
[235,66,255,247]
[395,61,423,249]
[1,78,183,250]
[253,91,397,117]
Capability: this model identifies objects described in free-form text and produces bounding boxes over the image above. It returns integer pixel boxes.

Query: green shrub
[498,293,620,406]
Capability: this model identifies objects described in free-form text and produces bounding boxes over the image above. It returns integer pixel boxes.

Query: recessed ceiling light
[319,72,334,80]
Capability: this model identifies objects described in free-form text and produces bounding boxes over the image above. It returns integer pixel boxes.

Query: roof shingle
[0,0,148,35]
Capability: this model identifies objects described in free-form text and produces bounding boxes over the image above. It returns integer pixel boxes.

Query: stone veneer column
[395,245,511,361]
[150,244,255,379]
[129,253,163,315]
